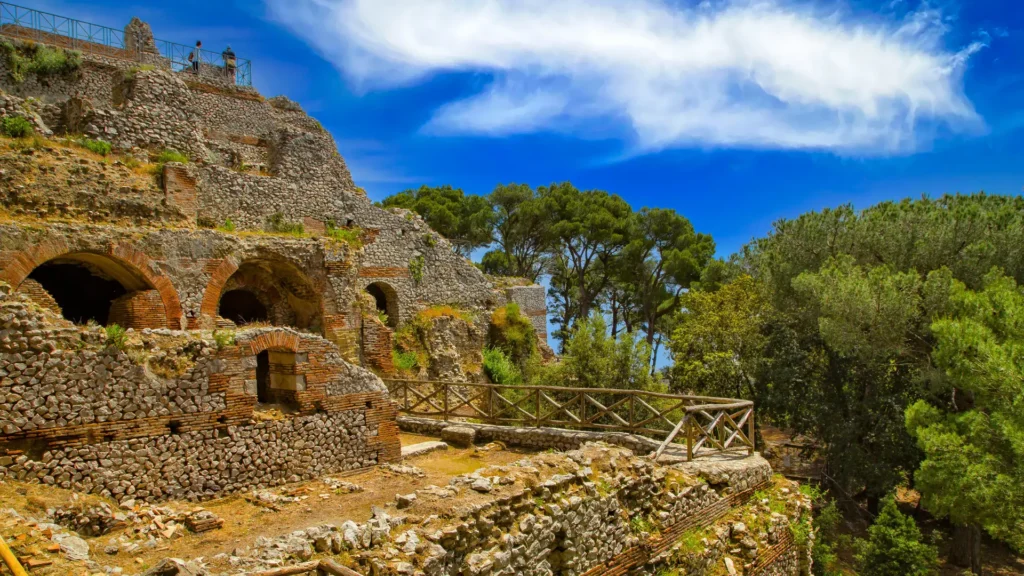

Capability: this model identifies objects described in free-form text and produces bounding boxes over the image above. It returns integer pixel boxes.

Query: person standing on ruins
[189,40,202,73]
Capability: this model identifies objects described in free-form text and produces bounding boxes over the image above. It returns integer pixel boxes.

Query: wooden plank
[317,559,364,576]
[248,561,319,576]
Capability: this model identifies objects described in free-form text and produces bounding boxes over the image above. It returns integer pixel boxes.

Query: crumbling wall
[227,443,807,576]
[0,282,401,501]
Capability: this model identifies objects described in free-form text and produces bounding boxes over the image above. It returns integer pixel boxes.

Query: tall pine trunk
[950,524,981,575]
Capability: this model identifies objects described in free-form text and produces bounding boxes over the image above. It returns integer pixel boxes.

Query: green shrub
[483,346,522,386]
[1,42,81,83]
[409,255,425,285]
[80,138,112,156]
[30,45,81,75]
[105,324,128,350]
[212,330,236,350]
[854,497,938,576]
[220,217,236,232]
[392,350,419,372]
[156,149,189,164]
[488,303,537,366]
[1,116,32,138]
[265,211,305,235]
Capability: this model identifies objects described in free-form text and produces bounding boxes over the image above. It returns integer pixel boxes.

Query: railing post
[686,416,693,461]
[534,388,540,428]
[628,392,635,429]
[748,406,755,455]
[442,382,449,421]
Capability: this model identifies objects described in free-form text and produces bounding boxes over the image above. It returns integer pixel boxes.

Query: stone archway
[365,281,399,328]
[0,239,183,329]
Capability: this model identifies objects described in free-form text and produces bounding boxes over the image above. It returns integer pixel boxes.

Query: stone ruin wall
[0,281,400,502]
[0,34,520,332]
[235,443,807,576]
[0,17,546,507]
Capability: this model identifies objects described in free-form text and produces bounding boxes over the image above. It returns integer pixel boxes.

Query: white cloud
[266,0,984,154]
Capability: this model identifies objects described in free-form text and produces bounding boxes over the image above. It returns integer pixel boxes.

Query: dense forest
[379,186,1024,575]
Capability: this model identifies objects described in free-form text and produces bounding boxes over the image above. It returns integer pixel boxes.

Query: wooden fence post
[748,407,756,455]
[686,416,693,461]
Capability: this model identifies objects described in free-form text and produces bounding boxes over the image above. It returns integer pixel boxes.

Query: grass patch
[219,217,236,232]
[630,515,657,535]
[122,64,156,80]
[265,211,305,236]
[78,137,112,156]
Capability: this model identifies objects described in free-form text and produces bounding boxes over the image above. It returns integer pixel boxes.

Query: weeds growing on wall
[0,116,32,138]
[219,217,236,232]
[156,149,188,164]
[390,305,475,376]
[409,254,425,285]
[1,41,82,84]
[122,64,156,80]
[148,148,189,177]
[105,324,128,350]
[325,221,363,248]
[212,330,236,350]
[265,212,305,236]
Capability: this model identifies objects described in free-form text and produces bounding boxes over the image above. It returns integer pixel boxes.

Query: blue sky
[27,0,1024,259]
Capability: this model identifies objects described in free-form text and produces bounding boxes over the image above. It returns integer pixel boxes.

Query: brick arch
[0,238,183,329]
[197,256,329,332]
[247,330,301,355]
[194,257,240,328]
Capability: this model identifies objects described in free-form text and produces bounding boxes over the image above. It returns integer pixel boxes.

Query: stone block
[441,425,477,448]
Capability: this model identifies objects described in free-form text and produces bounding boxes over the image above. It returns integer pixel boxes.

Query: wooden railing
[383,379,754,461]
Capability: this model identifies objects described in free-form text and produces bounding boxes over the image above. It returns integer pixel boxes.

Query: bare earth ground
[0,433,530,575]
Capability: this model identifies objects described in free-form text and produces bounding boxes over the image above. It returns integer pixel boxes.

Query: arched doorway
[365,282,399,328]
[19,252,170,328]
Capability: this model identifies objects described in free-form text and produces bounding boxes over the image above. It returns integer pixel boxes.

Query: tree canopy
[379,185,495,258]
[906,270,1024,555]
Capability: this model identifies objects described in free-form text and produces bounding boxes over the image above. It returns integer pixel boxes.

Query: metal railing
[0,2,252,86]
[384,379,755,461]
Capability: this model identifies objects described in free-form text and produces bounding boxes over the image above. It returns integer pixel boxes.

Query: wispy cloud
[266,0,985,155]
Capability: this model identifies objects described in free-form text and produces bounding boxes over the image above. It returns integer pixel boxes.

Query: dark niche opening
[256,350,270,403]
[219,289,269,325]
[28,261,127,325]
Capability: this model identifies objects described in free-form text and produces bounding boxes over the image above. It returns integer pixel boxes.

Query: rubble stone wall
[0,282,401,501]
[236,443,806,576]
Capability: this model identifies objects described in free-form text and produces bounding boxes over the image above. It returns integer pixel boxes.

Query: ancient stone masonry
[0,14,547,504]
[0,282,400,501]
[225,443,808,576]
